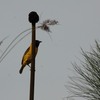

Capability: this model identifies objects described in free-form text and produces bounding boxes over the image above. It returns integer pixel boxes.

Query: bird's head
[36,40,42,47]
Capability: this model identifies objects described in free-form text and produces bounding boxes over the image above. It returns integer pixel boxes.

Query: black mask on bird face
[36,40,42,47]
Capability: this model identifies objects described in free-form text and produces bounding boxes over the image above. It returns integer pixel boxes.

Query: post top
[28,11,39,24]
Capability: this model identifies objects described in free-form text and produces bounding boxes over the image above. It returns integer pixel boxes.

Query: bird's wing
[21,44,38,65]
[21,46,30,65]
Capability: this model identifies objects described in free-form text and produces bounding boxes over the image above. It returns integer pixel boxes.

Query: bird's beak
[39,41,42,43]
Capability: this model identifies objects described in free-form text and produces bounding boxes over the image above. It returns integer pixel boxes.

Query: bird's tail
[19,65,25,74]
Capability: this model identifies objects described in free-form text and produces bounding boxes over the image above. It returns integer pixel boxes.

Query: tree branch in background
[66,40,100,100]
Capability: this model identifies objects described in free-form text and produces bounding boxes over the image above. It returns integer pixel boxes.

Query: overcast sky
[0,0,100,100]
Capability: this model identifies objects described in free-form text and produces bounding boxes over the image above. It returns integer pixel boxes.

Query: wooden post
[28,11,39,100]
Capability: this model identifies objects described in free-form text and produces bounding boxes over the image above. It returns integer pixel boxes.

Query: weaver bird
[19,40,42,74]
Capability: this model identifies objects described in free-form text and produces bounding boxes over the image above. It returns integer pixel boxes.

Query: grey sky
[0,0,100,100]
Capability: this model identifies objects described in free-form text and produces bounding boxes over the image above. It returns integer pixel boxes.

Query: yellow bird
[19,40,42,74]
